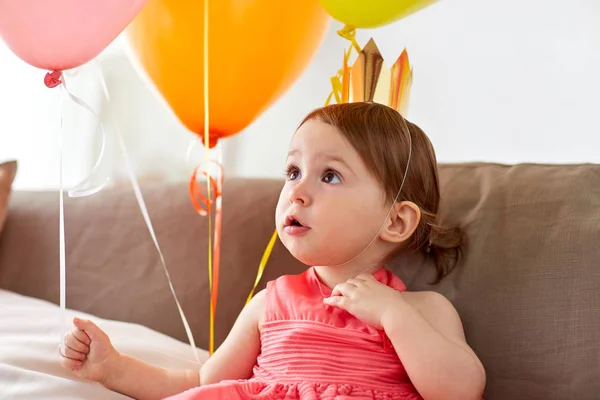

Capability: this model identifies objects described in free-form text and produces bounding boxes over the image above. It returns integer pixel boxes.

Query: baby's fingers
[59,351,83,371]
[331,283,356,298]
[72,327,91,346]
[60,343,88,362]
[64,332,90,354]
[323,295,348,310]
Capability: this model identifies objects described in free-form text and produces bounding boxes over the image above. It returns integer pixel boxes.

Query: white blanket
[0,289,209,399]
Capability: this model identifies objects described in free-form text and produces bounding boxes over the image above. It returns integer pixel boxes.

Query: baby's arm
[59,290,265,400]
[199,289,265,384]
[108,290,265,397]
[382,292,486,400]
[102,353,199,399]
[59,317,198,399]
[324,274,484,399]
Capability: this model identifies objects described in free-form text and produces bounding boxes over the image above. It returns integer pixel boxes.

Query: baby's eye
[285,166,301,181]
[322,170,341,184]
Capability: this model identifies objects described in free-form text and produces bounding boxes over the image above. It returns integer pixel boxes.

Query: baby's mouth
[284,216,310,234]
[290,219,303,227]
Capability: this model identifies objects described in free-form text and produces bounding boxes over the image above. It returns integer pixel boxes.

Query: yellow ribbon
[245,229,279,305]
[325,68,343,106]
[325,25,358,106]
[337,24,361,54]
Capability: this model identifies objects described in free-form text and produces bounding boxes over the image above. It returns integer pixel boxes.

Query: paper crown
[326,38,413,117]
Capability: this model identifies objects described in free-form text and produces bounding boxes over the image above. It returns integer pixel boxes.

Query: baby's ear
[379,201,421,244]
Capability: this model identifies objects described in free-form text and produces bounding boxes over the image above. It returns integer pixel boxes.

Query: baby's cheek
[274,201,286,225]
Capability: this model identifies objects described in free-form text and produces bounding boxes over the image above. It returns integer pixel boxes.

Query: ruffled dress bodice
[165,267,422,400]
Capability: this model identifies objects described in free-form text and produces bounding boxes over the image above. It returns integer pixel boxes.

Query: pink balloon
[0,0,148,71]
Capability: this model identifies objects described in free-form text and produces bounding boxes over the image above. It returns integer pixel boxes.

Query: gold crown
[326,38,413,117]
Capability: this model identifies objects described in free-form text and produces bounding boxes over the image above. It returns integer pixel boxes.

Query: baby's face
[275,119,389,267]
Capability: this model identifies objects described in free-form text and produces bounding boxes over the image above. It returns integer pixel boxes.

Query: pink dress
[165,267,423,400]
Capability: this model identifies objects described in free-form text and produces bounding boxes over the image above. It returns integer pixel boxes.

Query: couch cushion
[391,163,600,400]
[0,160,17,236]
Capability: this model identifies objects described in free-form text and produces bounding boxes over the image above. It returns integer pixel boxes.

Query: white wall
[0,50,103,190]
[226,0,600,177]
[1,0,599,189]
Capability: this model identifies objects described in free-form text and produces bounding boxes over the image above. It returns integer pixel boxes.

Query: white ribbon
[58,74,108,352]
[57,62,200,365]
[92,62,200,364]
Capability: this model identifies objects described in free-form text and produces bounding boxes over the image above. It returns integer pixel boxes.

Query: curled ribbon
[189,160,223,356]
[337,25,361,54]
[48,69,109,354]
[325,49,351,106]
[49,70,109,197]
[189,161,223,216]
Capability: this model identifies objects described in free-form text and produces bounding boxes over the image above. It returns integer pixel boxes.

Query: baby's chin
[286,246,357,268]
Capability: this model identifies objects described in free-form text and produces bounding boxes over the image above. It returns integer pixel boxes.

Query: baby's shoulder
[401,291,467,342]
[401,290,450,310]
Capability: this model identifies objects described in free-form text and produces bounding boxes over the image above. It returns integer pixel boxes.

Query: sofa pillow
[0,160,17,235]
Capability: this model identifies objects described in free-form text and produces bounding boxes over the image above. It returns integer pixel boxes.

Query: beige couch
[1,162,599,399]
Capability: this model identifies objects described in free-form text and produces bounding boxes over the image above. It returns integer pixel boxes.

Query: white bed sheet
[0,289,209,399]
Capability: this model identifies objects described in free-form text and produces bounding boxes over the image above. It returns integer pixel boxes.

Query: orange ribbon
[189,160,224,355]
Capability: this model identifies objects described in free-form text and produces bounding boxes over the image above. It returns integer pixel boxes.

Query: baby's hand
[58,317,119,384]
[323,273,405,330]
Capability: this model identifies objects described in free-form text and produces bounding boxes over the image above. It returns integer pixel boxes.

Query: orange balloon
[126,0,330,147]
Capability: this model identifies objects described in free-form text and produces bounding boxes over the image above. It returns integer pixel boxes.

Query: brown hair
[300,102,463,283]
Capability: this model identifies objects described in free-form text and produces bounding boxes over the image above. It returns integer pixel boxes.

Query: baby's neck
[313,263,383,289]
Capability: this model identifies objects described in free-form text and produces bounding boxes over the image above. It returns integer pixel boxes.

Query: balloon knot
[44,70,63,88]
[201,135,220,149]
[337,25,356,40]
[336,25,361,54]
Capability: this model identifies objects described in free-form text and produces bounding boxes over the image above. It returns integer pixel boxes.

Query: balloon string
[245,229,278,305]
[49,70,108,352]
[90,62,201,364]
[203,0,215,356]
[58,86,66,354]
[189,159,222,357]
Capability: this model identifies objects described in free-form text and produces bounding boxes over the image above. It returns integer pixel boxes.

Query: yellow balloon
[318,0,438,28]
